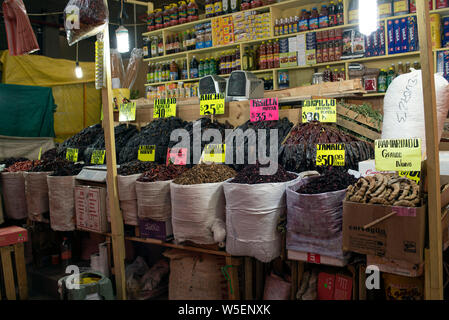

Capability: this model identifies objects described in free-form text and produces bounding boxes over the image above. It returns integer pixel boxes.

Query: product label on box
[138,145,156,162]
[119,102,136,122]
[90,150,106,165]
[66,148,78,162]
[302,99,337,123]
[250,98,279,122]
[154,98,176,118]
[398,171,421,185]
[201,144,225,163]
[200,93,225,115]
[166,148,187,165]
[316,144,345,166]
[307,253,321,264]
[375,138,422,171]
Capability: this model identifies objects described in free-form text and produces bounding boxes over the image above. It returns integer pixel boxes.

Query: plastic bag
[47,175,76,231]
[64,0,109,46]
[111,49,125,89]
[123,48,143,90]
[24,171,52,222]
[263,273,291,300]
[1,171,27,220]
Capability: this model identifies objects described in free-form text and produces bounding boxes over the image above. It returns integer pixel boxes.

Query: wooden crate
[0,243,28,300]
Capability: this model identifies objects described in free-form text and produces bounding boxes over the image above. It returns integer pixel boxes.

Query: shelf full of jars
[143,0,449,100]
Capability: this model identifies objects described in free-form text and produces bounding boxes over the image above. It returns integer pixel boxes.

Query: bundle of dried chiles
[5,160,40,172]
[137,165,188,182]
[296,167,357,194]
[39,159,85,176]
[118,161,155,176]
[231,162,296,184]
[345,174,420,207]
[173,164,236,185]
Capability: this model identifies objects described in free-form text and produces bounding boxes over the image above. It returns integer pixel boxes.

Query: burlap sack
[117,174,140,226]
[24,171,52,222]
[47,175,76,231]
[1,171,27,220]
[135,180,171,220]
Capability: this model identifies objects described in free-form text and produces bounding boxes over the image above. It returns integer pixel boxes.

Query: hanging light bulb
[116,25,129,53]
[359,0,378,36]
[75,61,83,79]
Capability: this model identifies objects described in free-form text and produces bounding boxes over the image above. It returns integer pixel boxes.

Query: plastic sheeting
[135,180,172,220]
[286,177,348,259]
[1,171,27,220]
[24,171,51,222]
[47,175,76,231]
[0,135,55,161]
[171,181,227,245]
[224,175,300,262]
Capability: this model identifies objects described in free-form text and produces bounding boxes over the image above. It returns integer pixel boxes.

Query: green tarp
[0,83,56,137]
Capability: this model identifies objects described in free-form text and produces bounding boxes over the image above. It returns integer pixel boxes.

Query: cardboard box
[0,226,27,247]
[367,255,424,277]
[342,201,426,263]
[75,186,110,233]
[139,218,173,241]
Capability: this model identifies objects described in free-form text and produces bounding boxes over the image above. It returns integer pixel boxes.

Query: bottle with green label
[386,67,395,88]
[199,59,204,77]
[378,69,387,93]
[209,57,216,75]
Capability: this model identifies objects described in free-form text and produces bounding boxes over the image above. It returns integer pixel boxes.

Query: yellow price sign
[138,145,156,162]
[375,138,422,172]
[316,144,345,166]
[202,144,226,164]
[200,93,225,115]
[66,148,78,162]
[91,150,106,165]
[38,147,42,160]
[398,171,421,185]
[302,99,337,123]
[119,102,136,122]
[154,98,176,118]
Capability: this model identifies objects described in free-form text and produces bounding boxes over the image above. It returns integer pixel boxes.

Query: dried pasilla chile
[57,123,104,162]
[120,117,187,164]
[117,160,156,176]
[32,159,84,176]
[41,148,57,162]
[0,157,28,168]
[137,164,188,182]
[173,164,236,185]
[279,121,374,173]
[231,162,297,184]
[296,167,357,194]
[5,160,40,172]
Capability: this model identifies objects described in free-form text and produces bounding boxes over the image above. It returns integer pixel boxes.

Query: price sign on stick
[66,148,78,162]
[375,138,422,172]
[166,148,188,165]
[119,102,136,122]
[200,93,225,115]
[302,99,337,123]
[38,147,42,161]
[316,144,345,166]
[138,145,156,162]
[250,98,279,122]
[154,98,176,118]
[201,144,226,164]
[91,150,106,165]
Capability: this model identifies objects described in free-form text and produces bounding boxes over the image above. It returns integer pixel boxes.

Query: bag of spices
[1,171,27,220]
[47,175,76,231]
[117,174,140,226]
[24,171,52,222]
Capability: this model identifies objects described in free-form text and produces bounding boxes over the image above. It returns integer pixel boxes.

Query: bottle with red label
[154,8,163,30]
[178,1,188,24]
[336,0,344,25]
[319,5,329,28]
[410,0,433,12]
[323,65,332,82]
[273,39,280,68]
[170,3,179,26]
[328,1,337,27]
[266,40,273,69]
[163,5,171,28]
[258,41,267,70]
[147,10,155,31]
[436,0,449,9]
[187,0,199,22]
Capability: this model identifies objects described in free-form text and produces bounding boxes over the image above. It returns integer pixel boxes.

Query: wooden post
[244,257,253,300]
[102,26,127,300]
[416,0,443,300]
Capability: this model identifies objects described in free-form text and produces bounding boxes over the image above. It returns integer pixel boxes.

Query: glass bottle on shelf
[234,46,241,71]
[336,0,344,25]
[242,47,250,70]
[397,62,404,75]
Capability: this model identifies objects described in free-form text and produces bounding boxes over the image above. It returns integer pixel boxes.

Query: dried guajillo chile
[279,122,373,173]
[5,160,40,172]
[0,157,28,168]
[173,163,236,185]
[296,167,357,194]
[117,160,155,176]
[137,164,188,182]
[231,162,296,184]
[120,117,187,164]
[57,124,104,162]
[345,174,421,207]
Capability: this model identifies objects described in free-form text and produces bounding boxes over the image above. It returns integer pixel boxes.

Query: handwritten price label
[66,148,79,162]
[166,148,188,165]
[90,150,106,165]
[316,144,345,166]
[302,99,337,123]
[138,145,156,162]
[154,98,176,118]
[201,144,226,164]
[200,93,225,115]
[119,102,136,122]
[375,138,422,172]
[250,98,279,122]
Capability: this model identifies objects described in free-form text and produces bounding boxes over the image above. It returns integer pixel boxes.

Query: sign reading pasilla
[316,143,345,166]
[138,145,156,162]
[200,93,225,115]
[250,97,279,122]
[302,99,337,123]
[154,98,176,118]
[375,138,422,171]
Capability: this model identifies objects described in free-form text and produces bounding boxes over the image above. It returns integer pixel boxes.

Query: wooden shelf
[363,92,386,97]
[145,78,198,87]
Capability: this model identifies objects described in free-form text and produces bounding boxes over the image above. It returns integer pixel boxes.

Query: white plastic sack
[47,175,76,231]
[1,171,27,220]
[136,180,171,220]
[382,70,449,158]
[24,171,52,222]
[171,181,227,245]
[224,175,300,263]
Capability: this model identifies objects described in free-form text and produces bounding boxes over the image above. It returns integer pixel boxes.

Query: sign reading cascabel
[375,138,422,171]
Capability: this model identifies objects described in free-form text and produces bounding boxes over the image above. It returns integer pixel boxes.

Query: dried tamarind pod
[374,174,384,189]
[388,182,401,201]
[404,183,419,201]
[393,200,416,207]
[398,182,411,201]
[372,175,388,197]
[365,176,377,193]
[369,197,390,205]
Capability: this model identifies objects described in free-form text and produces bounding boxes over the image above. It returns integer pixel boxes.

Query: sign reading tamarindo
[374,138,422,172]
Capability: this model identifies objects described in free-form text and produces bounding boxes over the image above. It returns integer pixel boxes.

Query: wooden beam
[416,0,443,300]
[244,257,253,300]
[0,246,16,300]
[14,243,28,300]
[102,26,127,300]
